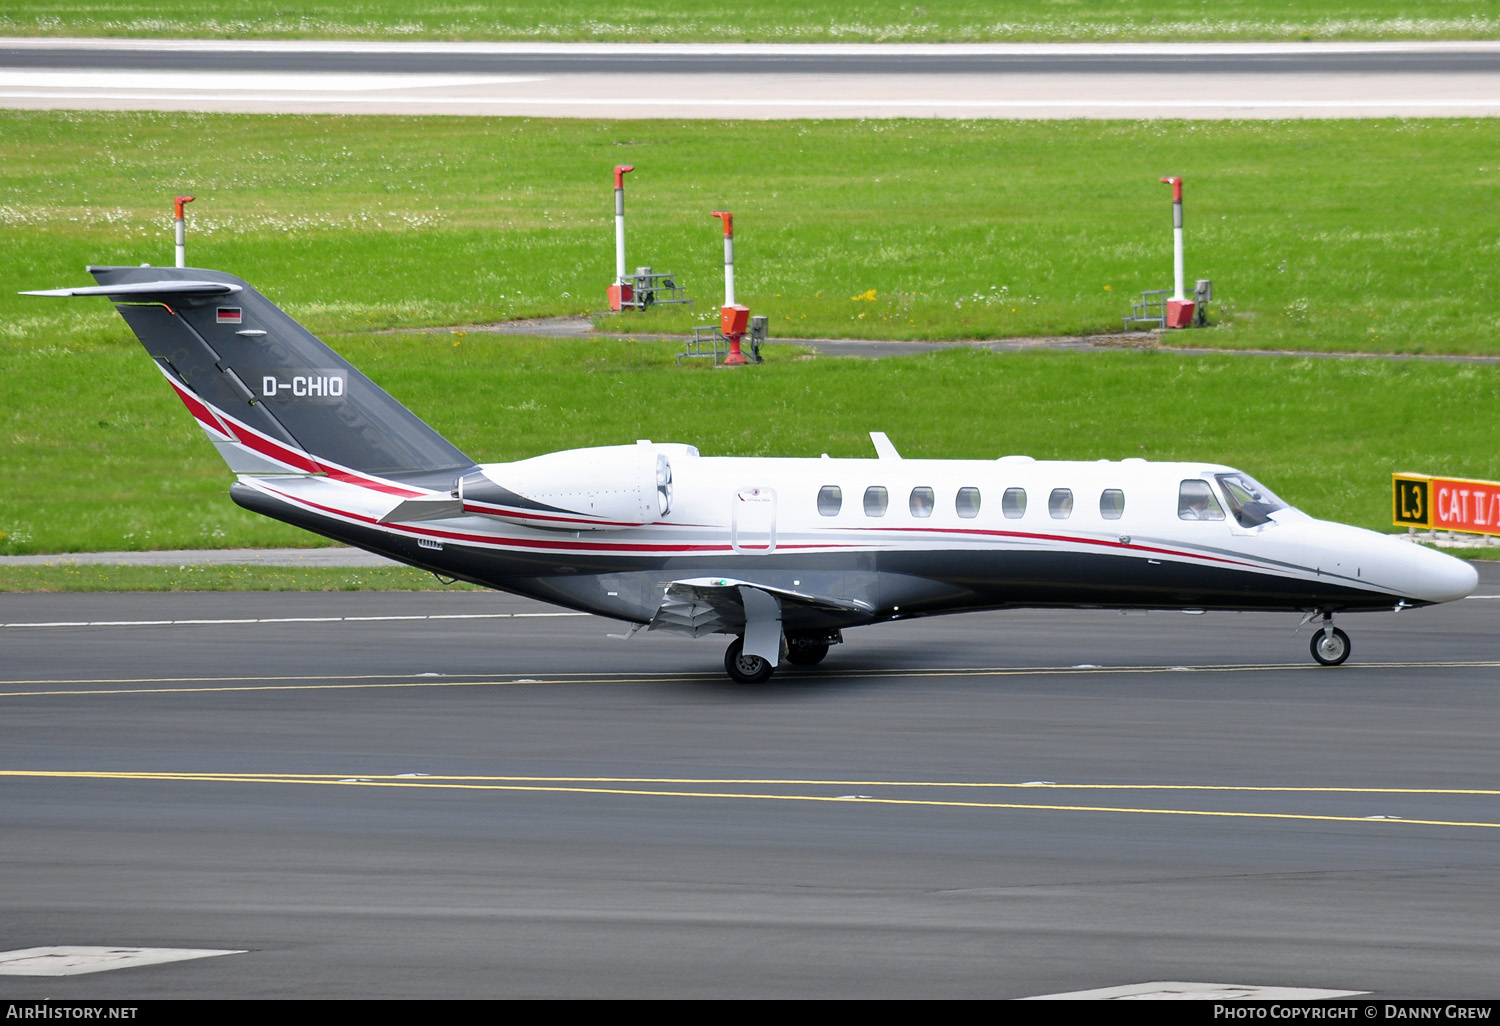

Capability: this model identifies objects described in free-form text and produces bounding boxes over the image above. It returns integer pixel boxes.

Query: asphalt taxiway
[2,565,1498,998]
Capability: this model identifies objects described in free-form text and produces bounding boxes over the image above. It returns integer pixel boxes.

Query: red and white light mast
[711,210,752,366]
[173,194,195,268]
[1159,176,1194,328]
[607,165,635,310]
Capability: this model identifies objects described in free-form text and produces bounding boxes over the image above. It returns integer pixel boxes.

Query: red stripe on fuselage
[254,485,860,555]
[164,376,232,440]
[207,407,424,497]
[219,414,320,473]
[859,524,1264,570]
[316,465,424,497]
[251,484,1268,573]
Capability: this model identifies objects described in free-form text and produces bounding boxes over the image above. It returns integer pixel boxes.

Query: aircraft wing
[648,577,872,639]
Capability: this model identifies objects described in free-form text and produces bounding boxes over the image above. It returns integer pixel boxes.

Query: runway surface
[3,39,1500,117]
[2,565,1498,998]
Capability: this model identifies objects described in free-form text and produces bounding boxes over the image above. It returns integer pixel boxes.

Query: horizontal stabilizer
[377,496,464,524]
[21,280,242,300]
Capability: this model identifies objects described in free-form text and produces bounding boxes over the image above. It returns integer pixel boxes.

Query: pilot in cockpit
[1178,480,1225,521]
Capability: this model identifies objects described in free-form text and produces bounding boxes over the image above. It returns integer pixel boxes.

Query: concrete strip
[0,547,400,567]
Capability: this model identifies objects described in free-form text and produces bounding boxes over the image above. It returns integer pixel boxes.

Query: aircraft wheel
[725,638,775,683]
[785,641,829,666]
[1310,626,1351,666]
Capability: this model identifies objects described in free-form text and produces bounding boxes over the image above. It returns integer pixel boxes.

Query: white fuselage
[238,444,1478,627]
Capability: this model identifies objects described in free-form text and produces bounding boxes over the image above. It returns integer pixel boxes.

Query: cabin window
[1100,488,1125,520]
[1049,488,1074,519]
[955,487,981,519]
[1178,480,1226,521]
[909,486,935,518]
[817,485,843,517]
[864,486,889,517]
[1002,487,1027,519]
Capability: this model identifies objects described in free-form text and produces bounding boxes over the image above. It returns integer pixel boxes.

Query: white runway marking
[1024,981,1367,1000]
[0,946,243,976]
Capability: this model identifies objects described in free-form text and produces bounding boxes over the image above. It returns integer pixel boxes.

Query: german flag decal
[216,307,242,324]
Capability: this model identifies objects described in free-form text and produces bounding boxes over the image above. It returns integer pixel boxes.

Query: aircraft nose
[1404,544,1479,604]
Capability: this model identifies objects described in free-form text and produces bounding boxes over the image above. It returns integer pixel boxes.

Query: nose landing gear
[1309,612,1351,667]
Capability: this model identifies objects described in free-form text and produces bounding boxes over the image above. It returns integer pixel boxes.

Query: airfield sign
[1393,473,1500,536]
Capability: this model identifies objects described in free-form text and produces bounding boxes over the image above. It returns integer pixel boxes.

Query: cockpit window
[1215,472,1288,528]
[1178,480,1226,521]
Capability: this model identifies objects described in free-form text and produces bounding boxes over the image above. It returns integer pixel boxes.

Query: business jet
[26,266,1478,681]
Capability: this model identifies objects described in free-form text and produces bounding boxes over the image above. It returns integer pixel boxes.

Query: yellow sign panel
[1393,473,1500,536]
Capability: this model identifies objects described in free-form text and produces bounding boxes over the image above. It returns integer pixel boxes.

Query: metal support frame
[622,268,692,310]
[678,325,727,365]
[680,317,767,367]
[1124,289,1170,330]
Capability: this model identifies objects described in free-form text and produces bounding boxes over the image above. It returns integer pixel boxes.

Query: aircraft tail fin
[26,266,473,478]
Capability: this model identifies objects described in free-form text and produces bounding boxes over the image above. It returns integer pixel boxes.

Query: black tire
[724,638,775,683]
[1310,626,1351,666]
[785,641,829,666]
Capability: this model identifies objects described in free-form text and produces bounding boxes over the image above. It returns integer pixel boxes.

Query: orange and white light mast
[1159,176,1195,328]
[607,165,635,310]
[173,194,195,268]
[712,210,751,366]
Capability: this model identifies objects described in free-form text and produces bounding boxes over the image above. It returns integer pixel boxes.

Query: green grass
[2,0,1497,41]
[1433,546,1500,562]
[4,336,1498,555]
[5,112,1499,565]
[0,565,483,591]
[5,113,1500,355]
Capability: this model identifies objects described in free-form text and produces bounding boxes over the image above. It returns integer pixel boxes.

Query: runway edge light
[173,194,195,269]
[607,165,635,311]
[605,166,690,313]
[1160,176,1195,328]
[712,210,753,367]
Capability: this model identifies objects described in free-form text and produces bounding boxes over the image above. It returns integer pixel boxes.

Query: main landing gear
[724,637,775,684]
[1309,612,1351,667]
[723,630,844,683]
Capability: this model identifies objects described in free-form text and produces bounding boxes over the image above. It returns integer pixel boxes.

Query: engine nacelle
[460,440,695,531]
